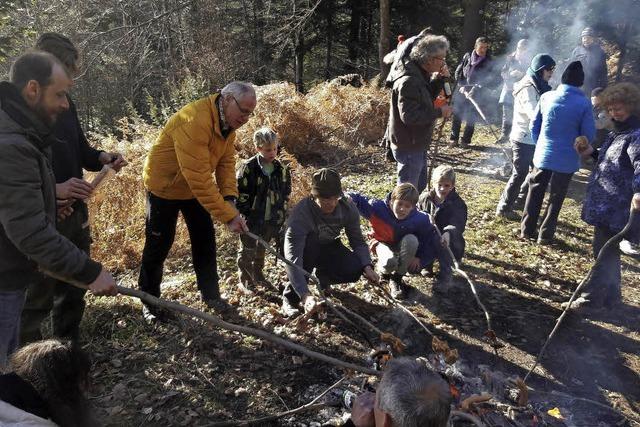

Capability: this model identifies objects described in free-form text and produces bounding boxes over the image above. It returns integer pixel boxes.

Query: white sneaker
[620,240,640,258]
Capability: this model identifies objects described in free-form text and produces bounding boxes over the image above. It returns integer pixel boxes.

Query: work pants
[138,192,219,300]
[376,234,420,276]
[283,235,363,305]
[497,141,535,213]
[521,168,573,241]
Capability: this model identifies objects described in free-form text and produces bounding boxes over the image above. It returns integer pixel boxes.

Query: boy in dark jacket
[419,165,468,265]
[236,127,291,294]
[349,183,453,298]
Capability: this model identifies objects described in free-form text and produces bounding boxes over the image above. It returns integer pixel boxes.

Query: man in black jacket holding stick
[19,34,126,344]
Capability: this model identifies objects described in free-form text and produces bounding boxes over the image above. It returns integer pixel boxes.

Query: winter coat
[50,98,103,183]
[387,60,444,152]
[570,43,608,94]
[236,155,291,234]
[531,84,596,173]
[348,192,441,267]
[0,373,53,425]
[582,116,640,234]
[0,82,102,292]
[143,94,239,223]
[499,52,529,104]
[418,188,468,261]
[384,34,421,88]
[284,197,371,297]
[0,400,57,427]
[453,52,498,120]
[510,75,543,145]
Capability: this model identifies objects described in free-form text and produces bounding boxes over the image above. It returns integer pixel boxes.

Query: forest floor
[78,125,639,426]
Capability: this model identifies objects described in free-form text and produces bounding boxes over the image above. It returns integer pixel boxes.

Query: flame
[449,383,460,399]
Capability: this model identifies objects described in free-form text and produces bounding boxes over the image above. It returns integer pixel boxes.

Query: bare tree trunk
[294,31,305,93]
[378,0,390,84]
[347,0,363,73]
[324,0,334,80]
[615,22,630,82]
[461,0,487,52]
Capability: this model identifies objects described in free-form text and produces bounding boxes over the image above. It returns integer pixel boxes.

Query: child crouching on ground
[236,127,291,294]
[419,165,468,269]
[349,183,453,299]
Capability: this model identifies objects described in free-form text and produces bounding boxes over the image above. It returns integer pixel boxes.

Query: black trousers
[283,235,363,305]
[497,141,535,212]
[521,168,573,240]
[138,192,219,300]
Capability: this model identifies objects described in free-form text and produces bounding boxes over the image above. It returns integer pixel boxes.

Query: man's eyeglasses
[232,96,254,118]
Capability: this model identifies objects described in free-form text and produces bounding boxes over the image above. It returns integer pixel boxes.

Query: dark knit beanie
[311,168,342,198]
[561,61,585,87]
[581,27,594,38]
[529,54,556,73]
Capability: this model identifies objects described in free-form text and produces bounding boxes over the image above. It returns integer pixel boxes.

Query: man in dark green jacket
[0,51,117,367]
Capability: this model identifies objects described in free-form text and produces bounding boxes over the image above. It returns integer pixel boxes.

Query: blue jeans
[0,289,26,368]
[392,148,427,193]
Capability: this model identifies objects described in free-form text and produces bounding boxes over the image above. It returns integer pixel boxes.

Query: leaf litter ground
[79,125,639,426]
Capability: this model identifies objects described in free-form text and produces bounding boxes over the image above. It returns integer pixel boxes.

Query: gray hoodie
[284,197,371,297]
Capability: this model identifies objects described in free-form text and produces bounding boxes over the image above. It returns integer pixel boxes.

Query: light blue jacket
[531,84,596,173]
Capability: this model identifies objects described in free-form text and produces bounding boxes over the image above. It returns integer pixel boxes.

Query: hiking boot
[281,298,301,318]
[421,264,435,277]
[142,304,175,324]
[380,273,391,281]
[449,138,459,147]
[204,297,231,312]
[389,274,406,299]
[537,237,554,246]
[433,274,453,293]
[253,270,272,287]
[620,239,640,258]
[496,208,519,221]
[561,295,603,313]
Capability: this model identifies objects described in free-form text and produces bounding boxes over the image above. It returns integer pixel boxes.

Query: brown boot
[237,249,256,295]
[252,246,272,287]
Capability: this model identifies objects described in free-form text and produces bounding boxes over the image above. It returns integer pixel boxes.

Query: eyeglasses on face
[232,96,254,118]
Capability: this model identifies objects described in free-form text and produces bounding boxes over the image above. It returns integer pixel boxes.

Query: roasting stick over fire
[428,214,501,353]
[524,207,638,382]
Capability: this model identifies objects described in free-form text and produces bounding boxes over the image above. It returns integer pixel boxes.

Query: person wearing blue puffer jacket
[348,183,452,299]
[521,61,596,244]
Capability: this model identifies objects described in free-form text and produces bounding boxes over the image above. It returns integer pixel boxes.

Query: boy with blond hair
[419,165,468,265]
[236,127,291,294]
[349,183,452,298]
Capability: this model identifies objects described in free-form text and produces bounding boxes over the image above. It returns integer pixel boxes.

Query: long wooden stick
[204,376,350,427]
[245,231,320,285]
[373,282,434,337]
[39,270,380,377]
[428,214,494,335]
[118,286,380,376]
[524,209,637,382]
[450,410,486,427]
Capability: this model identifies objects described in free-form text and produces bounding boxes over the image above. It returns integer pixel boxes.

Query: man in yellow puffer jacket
[139,81,254,320]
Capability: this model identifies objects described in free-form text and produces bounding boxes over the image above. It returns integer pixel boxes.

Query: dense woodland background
[1,0,639,131]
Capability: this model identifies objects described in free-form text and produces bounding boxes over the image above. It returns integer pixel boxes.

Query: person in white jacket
[496,54,556,219]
